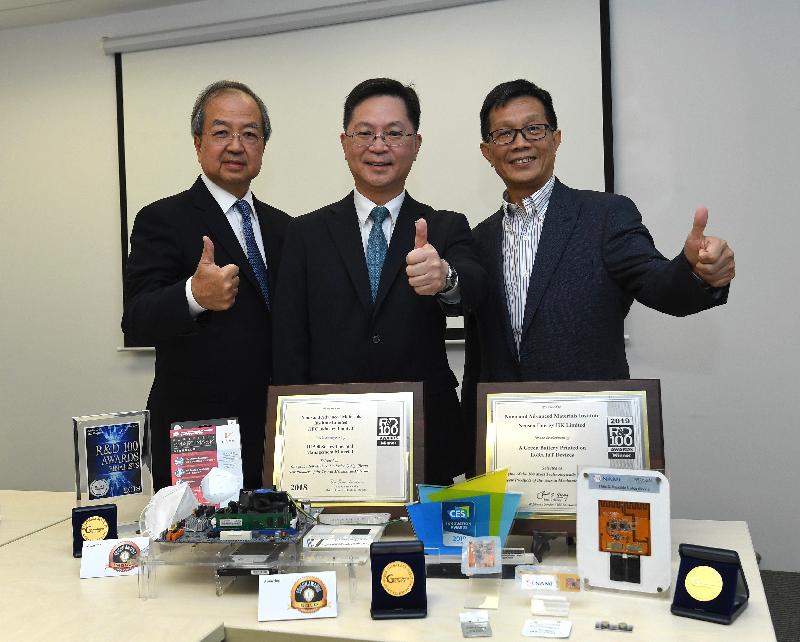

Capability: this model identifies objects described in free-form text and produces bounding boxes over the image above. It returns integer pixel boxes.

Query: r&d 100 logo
[376,417,400,446]
[607,416,635,460]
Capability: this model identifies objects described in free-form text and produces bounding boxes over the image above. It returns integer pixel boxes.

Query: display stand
[301,537,378,600]
[671,544,749,624]
[137,534,377,600]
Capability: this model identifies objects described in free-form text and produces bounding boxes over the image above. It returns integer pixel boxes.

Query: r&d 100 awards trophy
[265,383,422,516]
[477,381,664,534]
[73,410,152,528]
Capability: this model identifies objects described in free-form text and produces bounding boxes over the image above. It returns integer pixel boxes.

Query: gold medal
[685,565,723,602]
[81,515,109,541]
[380,561,414,597]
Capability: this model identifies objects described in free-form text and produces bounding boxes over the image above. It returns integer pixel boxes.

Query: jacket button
[371,333,381,344]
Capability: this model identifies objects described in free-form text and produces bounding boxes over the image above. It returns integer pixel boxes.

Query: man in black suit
[272,78,486,485]
[123,80,291,490]
[463,79,735,426]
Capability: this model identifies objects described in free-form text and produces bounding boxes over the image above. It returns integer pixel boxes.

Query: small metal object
[594,621,634,632]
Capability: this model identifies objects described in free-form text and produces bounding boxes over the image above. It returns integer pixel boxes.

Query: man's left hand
[406,218,447,296]
[683,207,736,288]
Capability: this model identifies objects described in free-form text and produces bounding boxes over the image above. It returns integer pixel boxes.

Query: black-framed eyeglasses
[203,130,264,146]
[344,129,415,148]
[486,124,554,145]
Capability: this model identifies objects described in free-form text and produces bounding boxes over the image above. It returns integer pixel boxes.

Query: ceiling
[0,0,195,30]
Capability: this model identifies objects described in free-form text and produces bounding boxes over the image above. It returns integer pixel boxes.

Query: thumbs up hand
[406,218,448,296]
[191,236,240,310]
[683,208,735,288]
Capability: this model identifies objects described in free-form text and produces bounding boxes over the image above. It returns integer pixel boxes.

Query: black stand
[530,532,575,562]
[370,540,427,619]
[671,543,749,625]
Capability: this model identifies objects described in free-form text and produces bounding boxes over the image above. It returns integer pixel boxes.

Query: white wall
[611,0,800,571]
[1,0,797,571]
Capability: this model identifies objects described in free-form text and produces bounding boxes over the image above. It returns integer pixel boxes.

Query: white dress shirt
[502,175,556,353]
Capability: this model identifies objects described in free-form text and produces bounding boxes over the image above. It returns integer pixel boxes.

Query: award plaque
[576,466,671,594]
[265,383,422,515]
[477,381,664,533]
[72,410,152,522]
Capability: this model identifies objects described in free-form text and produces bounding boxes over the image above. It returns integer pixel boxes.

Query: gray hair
[190,80,271,143]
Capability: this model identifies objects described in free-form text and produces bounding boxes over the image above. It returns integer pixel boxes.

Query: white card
[521,619,572,638]
[258,571,338,621]
[521,574,558,591]
[79,537,150,578]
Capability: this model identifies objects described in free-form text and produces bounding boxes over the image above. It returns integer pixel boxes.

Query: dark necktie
[234,200,270,307]
[366,206,390,301]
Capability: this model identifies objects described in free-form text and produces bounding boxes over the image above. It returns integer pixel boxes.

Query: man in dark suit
[463,79,735,425]
[123,80,290,490]
[272,78,486,485]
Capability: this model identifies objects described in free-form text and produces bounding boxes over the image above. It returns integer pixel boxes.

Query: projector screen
[121,0,605,228]
[118,0,608,342]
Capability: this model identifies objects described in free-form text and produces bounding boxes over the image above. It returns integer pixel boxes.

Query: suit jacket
[464,178,728,389]
[272,191,485,390]
[271,192,487,484]
[122,177,291,489]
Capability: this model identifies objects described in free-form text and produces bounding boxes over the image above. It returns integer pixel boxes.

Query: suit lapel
[486,209,519,360]
[254,198,279,297]
[326,193,373,313]
[520,179,579,338]
[374,193,419,311]
[190,177,266,310]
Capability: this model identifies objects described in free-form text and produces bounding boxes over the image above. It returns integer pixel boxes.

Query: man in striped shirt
[462,79,734,436]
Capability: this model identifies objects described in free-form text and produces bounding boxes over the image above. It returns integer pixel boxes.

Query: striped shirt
[502,175,556,355]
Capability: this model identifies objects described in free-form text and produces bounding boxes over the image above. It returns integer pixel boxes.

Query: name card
[258,571,338,621]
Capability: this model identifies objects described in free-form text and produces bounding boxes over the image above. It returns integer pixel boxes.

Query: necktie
[366,206,389,301]
[234,200,270,307]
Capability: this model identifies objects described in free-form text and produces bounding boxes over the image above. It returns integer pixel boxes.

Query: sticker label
[442,500,477,546]
[588,473,660,493]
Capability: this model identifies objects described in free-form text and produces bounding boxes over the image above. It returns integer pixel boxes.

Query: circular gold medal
[81,515,109,541]
[685,565,723,602]
[380,560,414,597]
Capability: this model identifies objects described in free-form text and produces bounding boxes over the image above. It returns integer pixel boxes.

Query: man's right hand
[191,236,239,310]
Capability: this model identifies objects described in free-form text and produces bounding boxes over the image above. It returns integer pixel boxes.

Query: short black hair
[480,79,557,141]
[343,78,421,132]
[191,80,271,143]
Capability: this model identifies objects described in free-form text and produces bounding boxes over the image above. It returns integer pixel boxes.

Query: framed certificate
[264,383,423,514]
[477,381,663,533]
[72,410,152,510]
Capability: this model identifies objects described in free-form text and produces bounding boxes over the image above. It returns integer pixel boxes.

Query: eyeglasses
[486,124,554,145]
[203,130,264,147]
[344,129,415,148]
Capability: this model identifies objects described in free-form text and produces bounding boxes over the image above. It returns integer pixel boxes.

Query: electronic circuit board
[156,489,315,545]
[597,500,651,556]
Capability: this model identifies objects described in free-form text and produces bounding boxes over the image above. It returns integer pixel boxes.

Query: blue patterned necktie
[366,206,389,301]
[234,200,270,307]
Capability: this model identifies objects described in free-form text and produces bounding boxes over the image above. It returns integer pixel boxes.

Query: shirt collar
[354,188,406,227]
[502,175,556,219]
[201,174,255,214]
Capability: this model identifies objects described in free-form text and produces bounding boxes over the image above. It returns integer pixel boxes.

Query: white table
[0,490,75,546]
[0,506,775,641]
